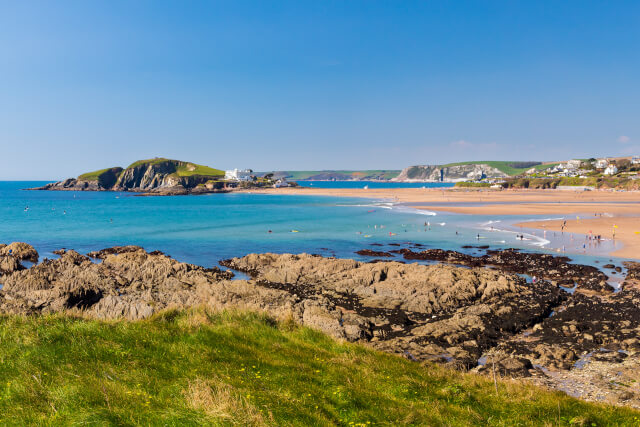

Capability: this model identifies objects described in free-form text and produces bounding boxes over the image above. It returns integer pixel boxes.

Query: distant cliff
[30,158,229,195]
[393,164,509,182]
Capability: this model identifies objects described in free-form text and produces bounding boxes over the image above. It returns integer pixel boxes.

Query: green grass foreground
[0,310,638,425]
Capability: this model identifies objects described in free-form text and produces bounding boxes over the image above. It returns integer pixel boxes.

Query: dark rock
[355,249,394,257]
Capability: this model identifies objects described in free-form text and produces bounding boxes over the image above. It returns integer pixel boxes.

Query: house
[224,168,253,181]
[603,165,618,175]
[594,159,609,169]
[273,179,289,188]
[632,156,640,165]
[565,159,582,170]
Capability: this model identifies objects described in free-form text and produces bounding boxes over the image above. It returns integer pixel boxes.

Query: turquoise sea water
[0,182,626,275]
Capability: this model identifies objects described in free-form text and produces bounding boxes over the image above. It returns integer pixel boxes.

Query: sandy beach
[243,186,640,205]
[517,217,640,259]
[244,187,640,258]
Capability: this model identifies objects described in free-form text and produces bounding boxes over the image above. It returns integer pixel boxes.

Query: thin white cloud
[618,135,630,143]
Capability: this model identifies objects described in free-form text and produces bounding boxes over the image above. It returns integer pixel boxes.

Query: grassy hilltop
[440,161,559,176]
[0,309,637,425]
[78,157,224,188]
[77,158,225,184]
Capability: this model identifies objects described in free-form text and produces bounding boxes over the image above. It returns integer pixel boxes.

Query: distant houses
[563,159,582,170]
[224,168,253,181]
[603,164,618,175]
[273,178,289,188]
[594,158,609,169]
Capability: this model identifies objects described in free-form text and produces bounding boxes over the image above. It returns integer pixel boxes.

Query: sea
[0,181,627,282]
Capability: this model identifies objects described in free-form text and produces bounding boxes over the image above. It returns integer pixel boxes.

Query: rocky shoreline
[0,242,639,408]
[28,179,237,196]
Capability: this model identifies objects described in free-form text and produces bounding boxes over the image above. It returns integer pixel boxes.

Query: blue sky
[1,1,639,179]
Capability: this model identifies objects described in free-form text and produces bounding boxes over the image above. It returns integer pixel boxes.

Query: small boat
[363,185,369,189]
[291,230,300,233]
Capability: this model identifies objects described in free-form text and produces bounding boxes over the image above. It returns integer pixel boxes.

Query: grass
[0,309,638,425]
[268,170,401,180]
[454,182,492,188]
[78,167,121,181]
[124,158,224,178]
[440,161,555,176]
[174,163,224,178]
[126,158,174,168]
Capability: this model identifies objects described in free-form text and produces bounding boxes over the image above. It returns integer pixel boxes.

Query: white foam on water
[391,205,437,216]
[482,225,551,247]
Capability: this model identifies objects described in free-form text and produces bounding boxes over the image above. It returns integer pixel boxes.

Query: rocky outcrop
[28,159,229,195]
[221,253,563,368]
[1,245,639,408]
[394,248,612,293]
[34,177,107,192]
[393,164,509,182]
[0,247,235,319]
[0,242,39,263]
[113,160,186,191]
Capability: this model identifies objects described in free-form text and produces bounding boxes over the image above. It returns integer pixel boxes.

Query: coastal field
[242,187,640,259]
[1,309,638,425]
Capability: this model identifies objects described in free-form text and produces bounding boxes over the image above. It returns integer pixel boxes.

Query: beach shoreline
[242,187,640,259]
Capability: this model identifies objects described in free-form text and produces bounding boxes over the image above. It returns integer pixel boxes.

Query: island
[28,158,282,195]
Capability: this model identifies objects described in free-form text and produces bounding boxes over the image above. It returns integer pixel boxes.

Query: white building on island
[603,164,618,175]
[224,168,253,181]
[273,178,290,188]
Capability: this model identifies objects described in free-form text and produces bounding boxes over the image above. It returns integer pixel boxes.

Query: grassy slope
[126,158,173,168]
[273,170,401,180]
[77,167,120,181]
[0,310,637,425]
[174,164,224,177]
[125,158,224,178]
[440,161,558,176]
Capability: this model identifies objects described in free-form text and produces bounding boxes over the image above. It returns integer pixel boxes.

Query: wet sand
[243,187,640,259]
[517,217,640,259]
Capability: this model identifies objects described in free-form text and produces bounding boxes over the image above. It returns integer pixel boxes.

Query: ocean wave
[391,205,437,216]
[494,227,550,247]
[337,203,393,210]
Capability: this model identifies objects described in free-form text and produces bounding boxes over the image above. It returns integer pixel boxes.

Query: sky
[1,1,639,179]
